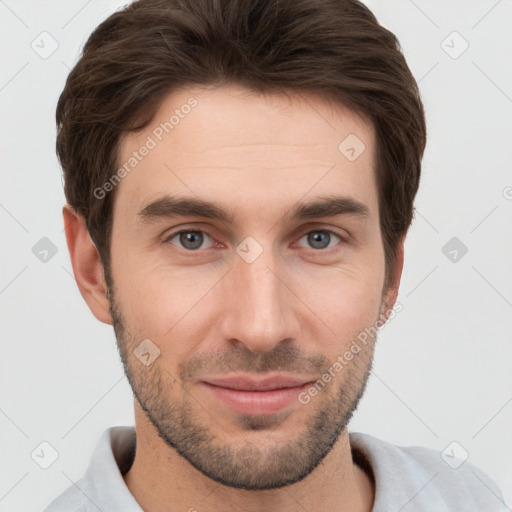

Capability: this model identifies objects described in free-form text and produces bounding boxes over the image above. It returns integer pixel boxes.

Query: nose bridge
[221,241,296,353]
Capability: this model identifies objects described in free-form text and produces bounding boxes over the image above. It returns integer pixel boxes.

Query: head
[58,0,426,491]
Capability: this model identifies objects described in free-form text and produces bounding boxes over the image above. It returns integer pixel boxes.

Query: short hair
[56,0,426,292]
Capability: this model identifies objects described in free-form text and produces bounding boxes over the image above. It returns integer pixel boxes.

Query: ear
[63,204,113,325]
[379,236,405,322]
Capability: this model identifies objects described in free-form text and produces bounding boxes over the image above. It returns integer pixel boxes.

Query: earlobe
[62,204,113,325]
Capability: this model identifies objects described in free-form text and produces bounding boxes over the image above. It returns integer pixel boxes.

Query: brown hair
[56,0,426,292]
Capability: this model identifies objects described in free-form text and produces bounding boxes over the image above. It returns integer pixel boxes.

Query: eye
[165,230,216,251]
[296,230,343,250]
[164,228,345,253]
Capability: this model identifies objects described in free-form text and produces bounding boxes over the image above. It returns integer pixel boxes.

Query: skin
[64,84,404,512]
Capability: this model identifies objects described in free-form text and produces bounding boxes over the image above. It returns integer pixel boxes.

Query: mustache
[178,342,332,382]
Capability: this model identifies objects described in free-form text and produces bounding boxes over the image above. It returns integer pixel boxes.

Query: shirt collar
[81,426,142,511]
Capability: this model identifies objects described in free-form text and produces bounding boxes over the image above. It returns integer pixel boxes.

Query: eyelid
[297,223,350,240]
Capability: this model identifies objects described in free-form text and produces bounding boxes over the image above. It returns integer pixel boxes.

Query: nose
[219,245,299,354]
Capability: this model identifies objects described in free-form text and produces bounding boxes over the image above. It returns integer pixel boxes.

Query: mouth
[200,374,315,416]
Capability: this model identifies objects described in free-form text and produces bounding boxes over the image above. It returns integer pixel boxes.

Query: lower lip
[202,382,311,416]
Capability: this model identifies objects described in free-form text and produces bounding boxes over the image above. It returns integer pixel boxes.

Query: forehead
[115,84,377,220]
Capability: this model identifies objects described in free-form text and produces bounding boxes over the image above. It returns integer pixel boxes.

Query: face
[106,84,394,490]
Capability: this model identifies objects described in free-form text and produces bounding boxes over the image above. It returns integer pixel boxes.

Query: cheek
[113,260,220,361]
[300,263,384,352]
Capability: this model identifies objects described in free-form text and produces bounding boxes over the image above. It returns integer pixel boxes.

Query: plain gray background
[1,0,511,510]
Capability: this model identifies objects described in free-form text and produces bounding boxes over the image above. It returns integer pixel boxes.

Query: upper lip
[202,374,314,391]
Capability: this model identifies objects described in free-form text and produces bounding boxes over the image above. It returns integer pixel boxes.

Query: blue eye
[166,230,215,251]
[164,228,343,252]
[297,230,342,250]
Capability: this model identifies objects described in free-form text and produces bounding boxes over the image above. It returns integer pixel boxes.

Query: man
[45,0,506,510]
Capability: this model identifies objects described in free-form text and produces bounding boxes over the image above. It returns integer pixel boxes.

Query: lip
[203,374,312,391]
[201,374,315,416]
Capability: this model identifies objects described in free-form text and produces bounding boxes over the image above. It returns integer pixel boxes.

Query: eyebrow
[137,194,370,225]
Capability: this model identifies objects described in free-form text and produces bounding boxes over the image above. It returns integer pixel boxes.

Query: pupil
[181,231,203,250]
[309,231,329,249]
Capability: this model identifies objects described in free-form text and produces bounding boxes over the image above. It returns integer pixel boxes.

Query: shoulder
[349,432,507,511]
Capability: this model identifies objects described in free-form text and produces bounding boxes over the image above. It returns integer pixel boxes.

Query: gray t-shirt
[43,426,507,511]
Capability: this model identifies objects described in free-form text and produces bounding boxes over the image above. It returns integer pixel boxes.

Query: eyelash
[163,227,347,253]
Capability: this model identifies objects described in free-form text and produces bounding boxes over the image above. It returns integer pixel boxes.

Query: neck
[123,402,374,512]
